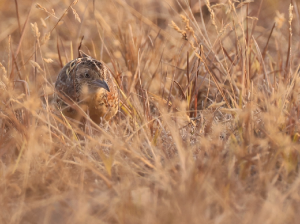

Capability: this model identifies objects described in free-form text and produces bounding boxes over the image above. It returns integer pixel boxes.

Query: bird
[54,50,118,124]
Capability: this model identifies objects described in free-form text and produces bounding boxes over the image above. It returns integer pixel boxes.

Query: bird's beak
[92,79,110,92]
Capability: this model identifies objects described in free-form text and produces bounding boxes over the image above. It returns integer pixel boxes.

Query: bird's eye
[85,73,90,78]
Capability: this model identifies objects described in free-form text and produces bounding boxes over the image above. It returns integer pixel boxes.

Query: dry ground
[1,0,300,223]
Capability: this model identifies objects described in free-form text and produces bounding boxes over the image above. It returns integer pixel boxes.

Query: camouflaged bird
[55,51,118,124]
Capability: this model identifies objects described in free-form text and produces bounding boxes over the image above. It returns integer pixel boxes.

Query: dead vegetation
[1,0,300,223]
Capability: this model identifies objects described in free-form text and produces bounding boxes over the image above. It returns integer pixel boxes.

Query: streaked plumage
[55,51,118,123]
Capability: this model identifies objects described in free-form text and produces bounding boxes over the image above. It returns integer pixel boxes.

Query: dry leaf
[30,22,40,39]
[30,60,43,72]
[40,18,47,28]
[43,58,53,63]
[0,62,7,75]
[41,32,50,45]
[70,6,81,23]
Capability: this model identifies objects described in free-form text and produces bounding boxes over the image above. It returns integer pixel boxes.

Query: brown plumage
[54,51,118,124]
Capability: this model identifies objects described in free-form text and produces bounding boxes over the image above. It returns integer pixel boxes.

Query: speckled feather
[54,51,118,123]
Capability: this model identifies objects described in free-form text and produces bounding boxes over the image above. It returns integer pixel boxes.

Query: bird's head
[74,52,110,94]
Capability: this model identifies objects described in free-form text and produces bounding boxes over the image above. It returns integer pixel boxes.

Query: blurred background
[0,0,297,85]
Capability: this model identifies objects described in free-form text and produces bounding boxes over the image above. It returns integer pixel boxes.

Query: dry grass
[1,0,300,223]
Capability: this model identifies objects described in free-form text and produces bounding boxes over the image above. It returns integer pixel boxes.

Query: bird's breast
[87,89,118,123]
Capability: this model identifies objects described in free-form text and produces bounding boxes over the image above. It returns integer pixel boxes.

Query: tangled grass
[1,0,300,223]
